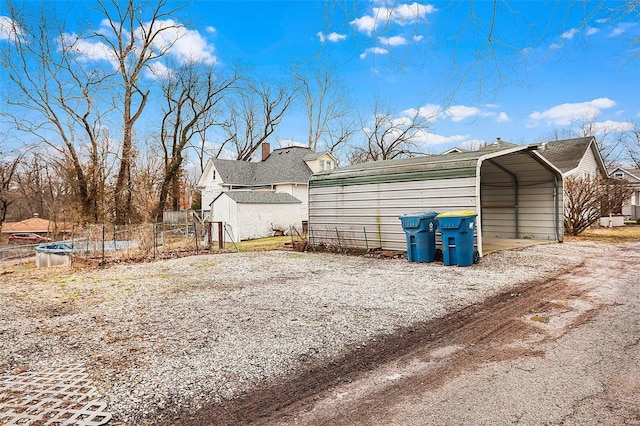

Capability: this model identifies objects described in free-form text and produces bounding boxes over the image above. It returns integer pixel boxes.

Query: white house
[610,167,640,220]
[536,136,607,179]
[196,143,337,240]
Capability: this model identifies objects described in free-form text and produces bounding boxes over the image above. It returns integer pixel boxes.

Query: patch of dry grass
[236,236,292,252]
[565,224,640,243]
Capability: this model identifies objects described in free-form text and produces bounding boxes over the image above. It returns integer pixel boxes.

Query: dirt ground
[175,241,640,425]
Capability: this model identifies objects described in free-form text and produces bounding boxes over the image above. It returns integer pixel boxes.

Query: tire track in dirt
[172,252,617,426]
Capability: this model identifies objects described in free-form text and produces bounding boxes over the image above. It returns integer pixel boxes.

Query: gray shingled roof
[219,191,302,204]
[212,146,314,186]
[537,137,595,173]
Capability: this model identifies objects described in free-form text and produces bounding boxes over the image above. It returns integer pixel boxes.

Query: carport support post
[218,222,224,250]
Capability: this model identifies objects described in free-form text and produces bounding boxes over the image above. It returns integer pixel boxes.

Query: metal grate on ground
[0,363,112,425]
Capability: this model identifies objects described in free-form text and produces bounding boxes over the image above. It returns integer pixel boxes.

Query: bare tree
[348,101,431,164]
[293,63,356,154]
[0,145,25,228]
[0,1,112,223]
[91,0,186,224]
[564,175,633,236]
[623,122,640,168]
[224,80,295,161]
[153,62,240,221]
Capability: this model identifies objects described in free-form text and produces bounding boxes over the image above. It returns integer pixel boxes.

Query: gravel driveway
[0,241,604,424]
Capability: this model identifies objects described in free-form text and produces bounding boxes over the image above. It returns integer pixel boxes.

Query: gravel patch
[0,241,608,423]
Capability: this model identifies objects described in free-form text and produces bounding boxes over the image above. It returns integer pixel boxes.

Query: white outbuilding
[308,142,564,257]
[211,191,302,243]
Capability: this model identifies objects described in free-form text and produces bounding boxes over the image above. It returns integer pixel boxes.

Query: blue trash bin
[436,211,478,267]
[399,211,438,263]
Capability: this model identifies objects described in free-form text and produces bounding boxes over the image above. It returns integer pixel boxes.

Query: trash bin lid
[436,210,477,218]
[420,211,439,218]
[399,211,438,229]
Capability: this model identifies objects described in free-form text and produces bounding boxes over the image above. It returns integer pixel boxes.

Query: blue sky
[1,0,639,159]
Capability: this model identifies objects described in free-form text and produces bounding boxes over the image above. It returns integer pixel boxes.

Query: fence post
[194,220,199,255]
[335,227,342,253]
[218,222,224,250]
[71,225,75,268]
[206,222,212,249]
[153,223,157,258]
[363,226,369,252]
[310,226,316,252]
[290,225,294,250]
[102,224,105,265]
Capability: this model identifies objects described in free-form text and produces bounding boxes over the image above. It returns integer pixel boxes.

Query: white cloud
[403,104,442,122]
[411,130,468,146]
[0,16,23,41]
[528,98,616,126]
[393,3,438,23]
[205,26,216,34]
[586,120,635,135]
[404,103,508,123]
[145,61,173,79]
[413,35,424,42]
[496,112,510,122]
[138,19,217,65]
[359,46,389,59]
[446,105,481,121]
[317,31,347,43]
[61,19,217,73]
[586,27,599,36]
[549,43,561,49]
[351,14,383,35]
[561,28,578,39]
[379,35,409,46]
[351,2,437,35]
[60,32,118,66]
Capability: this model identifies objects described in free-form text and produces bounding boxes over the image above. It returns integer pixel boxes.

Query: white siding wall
[275,184,309,221]
[309,177,476,251]
[571,146,600,178]
[211,194,238,242]
[211,194,302,242]
[200,165,224,217]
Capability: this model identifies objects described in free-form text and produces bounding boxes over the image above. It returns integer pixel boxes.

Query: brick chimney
[261,142,270,161]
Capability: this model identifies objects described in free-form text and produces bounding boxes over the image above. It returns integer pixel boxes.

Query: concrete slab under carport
[481,237,558,256]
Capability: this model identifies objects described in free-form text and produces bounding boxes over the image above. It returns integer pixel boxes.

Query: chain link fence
[0,221,217,268]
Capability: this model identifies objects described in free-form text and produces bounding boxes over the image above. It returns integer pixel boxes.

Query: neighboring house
[610,167,640,220]
[440,147,467,154]
[1,217,55,236]
[537,136,607,179]
[196,142,337,240]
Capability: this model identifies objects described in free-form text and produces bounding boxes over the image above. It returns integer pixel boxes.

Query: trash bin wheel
[435,248,443,262]
[473,250,480,264]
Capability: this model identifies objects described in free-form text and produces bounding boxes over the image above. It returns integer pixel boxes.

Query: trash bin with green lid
[436,210,478,267]
[399,211,438,263]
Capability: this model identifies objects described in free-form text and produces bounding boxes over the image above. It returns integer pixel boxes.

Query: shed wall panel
[309,177,477,251]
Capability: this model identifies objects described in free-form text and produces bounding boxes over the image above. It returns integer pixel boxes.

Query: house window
[614,172,623,179]
[212,170,216,181]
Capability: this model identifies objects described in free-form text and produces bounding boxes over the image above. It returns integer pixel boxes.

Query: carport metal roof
[310,143,556,187]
